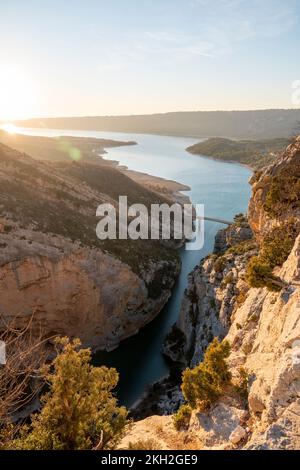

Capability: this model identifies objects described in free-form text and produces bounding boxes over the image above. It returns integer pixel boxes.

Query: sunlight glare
[1,123,19,134]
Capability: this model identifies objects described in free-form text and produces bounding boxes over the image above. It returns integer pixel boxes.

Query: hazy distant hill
[18,109,300,139]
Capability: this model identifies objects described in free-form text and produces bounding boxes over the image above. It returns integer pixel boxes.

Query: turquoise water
[15,128,252,407]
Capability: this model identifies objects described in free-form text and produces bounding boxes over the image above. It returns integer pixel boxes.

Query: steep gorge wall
[0,223,180,352]
[0,227,180,351]
[124,137,300,450]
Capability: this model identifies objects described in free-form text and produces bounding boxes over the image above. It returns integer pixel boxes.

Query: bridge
[196,216,233,225]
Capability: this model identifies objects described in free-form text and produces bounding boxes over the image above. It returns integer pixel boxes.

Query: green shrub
[14,338,128,450]
[213,256,227,273]
[264,162,300,217]
[226,239,257,256]
[245,221,298,292]
[261,221,298,268]
[223,272,234,286]
[233,367,249,401]
[173,404,192,431]
[233,213,248,226]
[128,439,161,450]
[245,256,282,292]
[181,338,231,410]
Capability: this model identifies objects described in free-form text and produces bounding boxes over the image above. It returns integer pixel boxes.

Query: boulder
[229,425,247,445]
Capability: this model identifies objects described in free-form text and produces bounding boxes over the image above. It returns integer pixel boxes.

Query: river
[12,127,252,408]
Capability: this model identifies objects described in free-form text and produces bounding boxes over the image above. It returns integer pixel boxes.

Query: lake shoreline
[185,150,255,171]
[99,153,191,205]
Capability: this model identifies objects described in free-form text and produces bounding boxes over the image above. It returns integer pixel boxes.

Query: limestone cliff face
[225,235,300,449]
[214,222,253,254]
[177,249,254,367]
[163,222,255,366]
[0,142,180,351]
[124,138,300,450]
[248,135,300,241]
[0,228,179,351]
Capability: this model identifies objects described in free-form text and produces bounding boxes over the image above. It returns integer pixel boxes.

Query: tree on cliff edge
[181,338,231,411]
[15,338,128,450]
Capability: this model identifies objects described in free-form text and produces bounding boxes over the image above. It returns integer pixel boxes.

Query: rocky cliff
[248,135,300,240]
[165,225,256,368]
[123,137,300,449]
[0,142,180,351]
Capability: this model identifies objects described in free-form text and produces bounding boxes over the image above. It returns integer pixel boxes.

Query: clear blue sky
[1,0,300,119]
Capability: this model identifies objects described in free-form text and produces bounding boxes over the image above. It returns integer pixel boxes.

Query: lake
[14,127,252,407]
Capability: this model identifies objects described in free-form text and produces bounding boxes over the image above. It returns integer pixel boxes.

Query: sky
[0,0,300,120]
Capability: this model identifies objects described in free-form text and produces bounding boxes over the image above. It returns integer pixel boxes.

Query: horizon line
[2,106,299,124]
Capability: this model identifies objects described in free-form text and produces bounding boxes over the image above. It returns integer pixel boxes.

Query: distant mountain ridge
[17,109,300,139]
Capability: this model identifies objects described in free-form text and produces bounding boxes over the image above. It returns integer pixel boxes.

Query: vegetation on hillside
[0,130,135,163]
[264,160,300,217]
[181,338,231,411]
[246,220,299,291]
[186,137,289,170]
[8,338,127,450]
[246,256,282,292]
[56,161,167,208]
[246,137,300,291]
[226,239,258,256]
[128,438,161,450]
[0,143,180,280]
[171,339,250,432]
[173,404,192,431]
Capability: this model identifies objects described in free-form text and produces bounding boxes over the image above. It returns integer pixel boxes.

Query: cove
[13,128,252,408]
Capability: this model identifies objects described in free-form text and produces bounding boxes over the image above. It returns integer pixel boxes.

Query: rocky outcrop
[225,234,300,449]
[214,222,253,254]
[164,222,255,366]
[248,136,300,241]
[130,373,184,420]
[120,402,249,450]
[173,253,244,366]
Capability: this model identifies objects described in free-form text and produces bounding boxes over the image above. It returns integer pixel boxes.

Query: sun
[1,123,19,134]
[0,64,37,121]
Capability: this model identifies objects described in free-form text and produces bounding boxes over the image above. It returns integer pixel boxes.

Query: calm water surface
[15,127,252,407]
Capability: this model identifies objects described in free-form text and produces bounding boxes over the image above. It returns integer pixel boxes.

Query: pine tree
[245,256,282,291]
[181,338,231,410]
[16,338,128,450]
